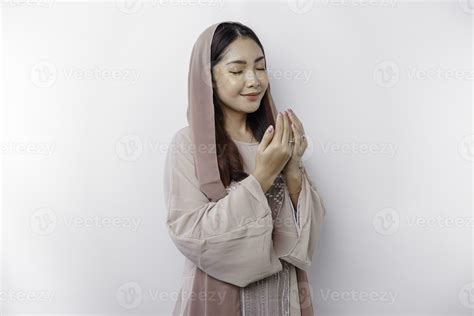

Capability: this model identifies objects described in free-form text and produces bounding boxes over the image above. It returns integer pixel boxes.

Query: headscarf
[186,21,278,202]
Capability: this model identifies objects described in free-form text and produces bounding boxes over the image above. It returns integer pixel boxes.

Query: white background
[1,0,472,315]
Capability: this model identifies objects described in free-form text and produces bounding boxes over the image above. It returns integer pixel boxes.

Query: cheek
[257,73,269,86]
[219,75,244,96]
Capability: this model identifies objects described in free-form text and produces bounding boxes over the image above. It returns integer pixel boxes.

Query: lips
[240,91,261,96]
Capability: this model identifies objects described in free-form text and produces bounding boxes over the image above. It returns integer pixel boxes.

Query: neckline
[232,139,259,146]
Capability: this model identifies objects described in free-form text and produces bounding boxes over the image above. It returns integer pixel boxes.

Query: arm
[164,129,283,287]
[284,170,303,211]
[272,164,327,271]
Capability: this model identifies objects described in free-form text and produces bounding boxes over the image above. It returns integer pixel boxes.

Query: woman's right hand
[252,111,294,192]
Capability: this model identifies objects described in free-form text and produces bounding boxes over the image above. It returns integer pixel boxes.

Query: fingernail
[268,125,273,133]
[277,113,281,118]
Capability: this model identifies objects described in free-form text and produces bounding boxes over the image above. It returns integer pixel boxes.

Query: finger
[288,109,305,135]
[274,112,283,142]
[288,112,303,136]
[292,122,300,151]
[282,111,290,145]
[287,112,295,148]
[259,124,274,150]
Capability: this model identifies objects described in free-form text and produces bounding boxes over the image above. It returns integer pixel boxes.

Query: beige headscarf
[183,21,314,316]
[186,21,278,202]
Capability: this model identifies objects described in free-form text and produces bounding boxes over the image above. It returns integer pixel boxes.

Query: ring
[289,140,295,144]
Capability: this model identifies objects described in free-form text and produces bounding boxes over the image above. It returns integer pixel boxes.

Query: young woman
[164,21,326,316]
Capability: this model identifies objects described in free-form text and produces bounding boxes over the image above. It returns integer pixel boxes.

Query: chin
[242,101,261,113]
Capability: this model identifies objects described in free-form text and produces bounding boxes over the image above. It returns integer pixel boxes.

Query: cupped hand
[282,108,308,176]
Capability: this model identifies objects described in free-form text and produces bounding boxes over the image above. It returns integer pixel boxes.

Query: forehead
[220,37,264,62]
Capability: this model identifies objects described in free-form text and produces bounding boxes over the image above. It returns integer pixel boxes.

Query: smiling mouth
[240,91,261,96]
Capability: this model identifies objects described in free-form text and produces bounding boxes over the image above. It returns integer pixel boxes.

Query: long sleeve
[272,165,327,271]
[163,129,283,287]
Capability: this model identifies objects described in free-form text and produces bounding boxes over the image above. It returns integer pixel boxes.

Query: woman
[164,21,326,316]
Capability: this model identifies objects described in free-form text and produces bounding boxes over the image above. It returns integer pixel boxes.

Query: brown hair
[211,22,275,187]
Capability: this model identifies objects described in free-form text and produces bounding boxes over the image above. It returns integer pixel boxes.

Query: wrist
[283,167,302,181]
[284,159,303,174]
[252,170,275,193]
[284,170,302,195]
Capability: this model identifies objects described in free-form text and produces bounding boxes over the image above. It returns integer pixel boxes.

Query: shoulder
[168,126,195,163]
[170,126,193,147]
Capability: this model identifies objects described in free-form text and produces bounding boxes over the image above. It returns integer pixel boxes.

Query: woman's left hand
[282,108,308,177]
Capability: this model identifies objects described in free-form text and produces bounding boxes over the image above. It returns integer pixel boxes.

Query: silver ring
[289,140,295,144]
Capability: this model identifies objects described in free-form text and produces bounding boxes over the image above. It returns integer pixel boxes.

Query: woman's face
[212,37,268,114]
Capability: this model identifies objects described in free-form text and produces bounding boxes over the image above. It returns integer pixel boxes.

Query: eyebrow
[226,56,265,65]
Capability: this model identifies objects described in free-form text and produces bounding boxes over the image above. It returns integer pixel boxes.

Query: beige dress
[164,126,327,315]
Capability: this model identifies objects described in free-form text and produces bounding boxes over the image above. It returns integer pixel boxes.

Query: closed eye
[230,68,266,75]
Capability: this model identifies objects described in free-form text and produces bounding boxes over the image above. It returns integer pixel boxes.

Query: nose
[244,70,260,87]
